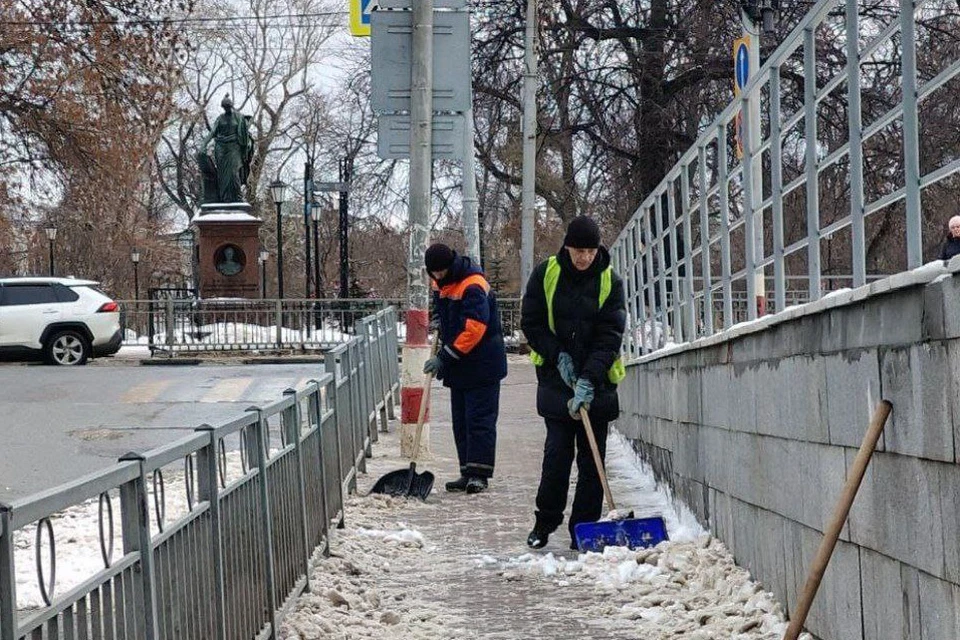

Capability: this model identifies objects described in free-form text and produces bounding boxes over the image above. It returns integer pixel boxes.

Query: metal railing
[119,299,402,354]
[610,0,960,358]
[0,307,401,640]
[119,297,523,353]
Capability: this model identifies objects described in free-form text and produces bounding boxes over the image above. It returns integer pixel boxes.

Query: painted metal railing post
[698,144,714,336]
[283,389,313,594]
[666,181,683,342]
[376,313,391,432]
[846,0,867,287]
[900,0,922,268]
[770,64,786,313]
[323,355,347,527]
[804,27,822,300]
[350,340,368,474]
[718,123,733,329]
[741,88,759,322]
[194,424,226,640]
[642,208,658,347]
[631,224,646,355]
[246,408,279,639]
[307,381,331,554]
[654,197,670,342]
[117,453,159,640]
[0,505,17,640]
[680,164,696,339]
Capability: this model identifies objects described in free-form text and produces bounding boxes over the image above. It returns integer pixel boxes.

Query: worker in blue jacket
[423,243,508,494]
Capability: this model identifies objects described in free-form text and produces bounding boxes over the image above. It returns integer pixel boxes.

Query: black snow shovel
[369,336,437,500]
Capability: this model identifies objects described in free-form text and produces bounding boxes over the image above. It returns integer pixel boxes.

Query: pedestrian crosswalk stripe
[121,379,173,404]
[200,378,255,403]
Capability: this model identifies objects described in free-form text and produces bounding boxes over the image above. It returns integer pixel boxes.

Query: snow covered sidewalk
[281,362,808,640]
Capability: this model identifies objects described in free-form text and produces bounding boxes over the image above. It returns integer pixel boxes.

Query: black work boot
[465,476,488,494]
[445,476,469,493]
[527,528,549,549]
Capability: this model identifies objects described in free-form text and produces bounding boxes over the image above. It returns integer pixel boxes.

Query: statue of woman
[198,94,252,203]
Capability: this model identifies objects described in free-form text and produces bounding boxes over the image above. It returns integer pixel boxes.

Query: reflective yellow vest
[529,256,626,384]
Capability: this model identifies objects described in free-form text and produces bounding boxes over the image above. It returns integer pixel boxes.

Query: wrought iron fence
[118,297,523,353]
[0,307,401,640]
[610,0,960,358]
[119,299,402,354]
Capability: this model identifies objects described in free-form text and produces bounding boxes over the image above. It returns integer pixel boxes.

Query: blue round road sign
[736,43,750,90]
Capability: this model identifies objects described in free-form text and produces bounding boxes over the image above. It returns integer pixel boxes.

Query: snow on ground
[279,430,809,640]
[12,453,247,611]
[280,495,471,640]
[605,430,705,543]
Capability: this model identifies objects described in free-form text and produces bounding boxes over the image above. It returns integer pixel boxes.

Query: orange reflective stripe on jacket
[439,274,490,300]
[453,317,488,354]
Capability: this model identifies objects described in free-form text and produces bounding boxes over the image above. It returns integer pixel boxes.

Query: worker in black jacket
[423,244,508,494]
[520,216,627,550]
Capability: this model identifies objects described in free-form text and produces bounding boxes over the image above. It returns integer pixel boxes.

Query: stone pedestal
[192,203,262,299]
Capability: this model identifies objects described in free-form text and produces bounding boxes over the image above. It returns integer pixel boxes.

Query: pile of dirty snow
[479,537,809,640]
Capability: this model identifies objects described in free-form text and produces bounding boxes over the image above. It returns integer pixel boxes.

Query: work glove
[567,378,594,419]
[423,355,444,379]
[557,352,577,389]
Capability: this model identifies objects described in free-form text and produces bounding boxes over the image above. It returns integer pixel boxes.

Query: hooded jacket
[432,255,508,389]
[521,247,626,421]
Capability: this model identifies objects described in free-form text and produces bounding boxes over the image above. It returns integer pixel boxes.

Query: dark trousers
[450,383,500,479]
[534,416,609,540]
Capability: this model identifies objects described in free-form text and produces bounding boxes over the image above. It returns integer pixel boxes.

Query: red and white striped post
[400,308,431,458]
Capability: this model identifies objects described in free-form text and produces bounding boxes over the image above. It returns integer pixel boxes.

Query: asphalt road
[0,357,328,502]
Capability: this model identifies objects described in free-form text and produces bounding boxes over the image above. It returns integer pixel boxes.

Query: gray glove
[567,378,595,419]
[557,352,577,389]
[423,356,444,378]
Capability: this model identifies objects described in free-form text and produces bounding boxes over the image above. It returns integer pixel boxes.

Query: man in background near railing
[941,215,960,261]
[521,216,627,551]
[423,243,508,494]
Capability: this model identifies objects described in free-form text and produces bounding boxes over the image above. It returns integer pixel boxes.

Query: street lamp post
[44,227,57,276]
[269,180,288,299]
[259,249,269,299]
[311,200,323,298]
[131,248,141,300]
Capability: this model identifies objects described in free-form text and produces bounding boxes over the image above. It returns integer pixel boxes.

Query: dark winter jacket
[941,237,960,261]
[432,255,507,389]
[521,247,626,422]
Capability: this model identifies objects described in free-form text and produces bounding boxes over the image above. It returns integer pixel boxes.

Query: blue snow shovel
[572,407,668,553]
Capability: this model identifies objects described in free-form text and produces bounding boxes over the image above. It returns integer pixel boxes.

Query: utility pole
[740,1,767,317]
[304,161,313,298]
[520,0,537,293]
[401,0,434,458]
[338,158,351,299]
[462,106,480,263]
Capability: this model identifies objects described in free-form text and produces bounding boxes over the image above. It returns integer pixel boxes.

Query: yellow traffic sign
[350,0,374,37]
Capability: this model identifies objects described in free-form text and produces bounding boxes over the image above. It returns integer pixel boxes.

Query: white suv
[0,278,122,365]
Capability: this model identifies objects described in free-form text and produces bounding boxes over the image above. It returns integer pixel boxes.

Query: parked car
[0,277,122,365]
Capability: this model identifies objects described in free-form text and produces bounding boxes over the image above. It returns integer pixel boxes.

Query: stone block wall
[617,268,960,640]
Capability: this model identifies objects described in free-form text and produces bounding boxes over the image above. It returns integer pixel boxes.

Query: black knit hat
[563,216,601,249]
[424,243,456,272]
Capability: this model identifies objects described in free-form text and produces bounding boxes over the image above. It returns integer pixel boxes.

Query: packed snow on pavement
[280,431,809,640]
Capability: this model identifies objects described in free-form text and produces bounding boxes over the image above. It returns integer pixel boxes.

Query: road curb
[138,359,202,366]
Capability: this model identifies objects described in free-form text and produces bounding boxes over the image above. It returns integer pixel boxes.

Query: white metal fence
[611,0,960,357]
[0,307,401,640]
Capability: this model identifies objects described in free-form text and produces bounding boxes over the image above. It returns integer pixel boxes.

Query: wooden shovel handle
[580,407,617,513]
[783,400,892,640]
[411,334,440,463]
